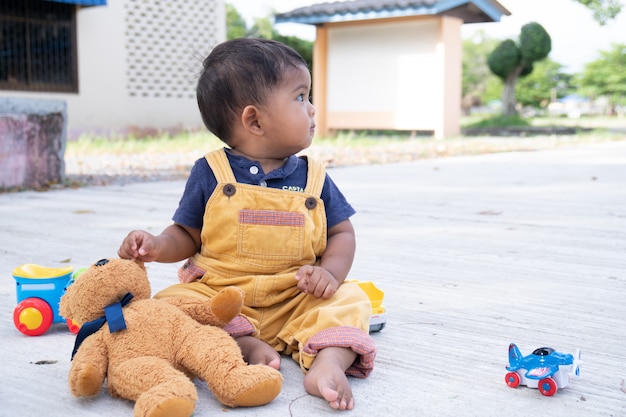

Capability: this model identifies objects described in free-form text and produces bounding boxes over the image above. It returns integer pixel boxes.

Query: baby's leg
[303,346,357,410]
[236,335,281,370]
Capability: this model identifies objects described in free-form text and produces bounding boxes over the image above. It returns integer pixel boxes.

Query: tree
[515,59,571,109]
[462,31,502,113]
[578,43,626,114]
[487,22,551,115]
[225,4,313,70]
[226,3,247,40]
[574,0,622,25]
[248,16,275,39]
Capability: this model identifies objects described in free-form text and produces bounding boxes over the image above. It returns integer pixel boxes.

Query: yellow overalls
[155,149,375,375]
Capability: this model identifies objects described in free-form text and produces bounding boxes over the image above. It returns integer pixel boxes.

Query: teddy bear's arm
[69,332,109,397]
[163,287,244,327]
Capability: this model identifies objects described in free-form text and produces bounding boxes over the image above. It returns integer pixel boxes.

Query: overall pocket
[237,209,305,265]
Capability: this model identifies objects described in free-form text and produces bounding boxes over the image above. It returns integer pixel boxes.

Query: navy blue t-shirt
[173,149,356,231]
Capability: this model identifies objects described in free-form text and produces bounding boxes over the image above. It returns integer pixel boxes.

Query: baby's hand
[295,265,339,299]
[118,230,159,262]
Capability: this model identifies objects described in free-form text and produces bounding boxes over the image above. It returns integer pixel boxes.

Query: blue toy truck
[12,264,80,336]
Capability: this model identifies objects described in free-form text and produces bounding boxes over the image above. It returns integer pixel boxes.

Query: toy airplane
[505,343,582,396]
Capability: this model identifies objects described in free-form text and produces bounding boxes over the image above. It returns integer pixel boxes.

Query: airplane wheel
[538,377,558,396]
[13,298,53,336]
[505,372,520,388]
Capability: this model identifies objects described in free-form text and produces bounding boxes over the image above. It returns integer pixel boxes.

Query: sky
[226,0,626,73]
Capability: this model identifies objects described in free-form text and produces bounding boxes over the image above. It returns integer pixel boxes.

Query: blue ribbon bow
[71,292,134,360]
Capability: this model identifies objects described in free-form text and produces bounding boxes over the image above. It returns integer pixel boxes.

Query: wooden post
[313,25,329,138]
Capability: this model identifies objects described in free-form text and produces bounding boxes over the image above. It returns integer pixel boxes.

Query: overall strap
[303,156,326,197]
[205,148,236,183]
[205,149,326,196]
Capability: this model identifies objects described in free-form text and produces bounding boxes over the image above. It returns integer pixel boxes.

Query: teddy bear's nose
[96,259,110,267]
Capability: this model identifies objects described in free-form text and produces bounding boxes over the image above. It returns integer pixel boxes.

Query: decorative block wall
[124,0,222,99]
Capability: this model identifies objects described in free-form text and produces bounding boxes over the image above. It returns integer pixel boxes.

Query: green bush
[465,114,530,128]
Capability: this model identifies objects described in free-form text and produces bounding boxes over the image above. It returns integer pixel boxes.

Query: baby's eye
[297,93,305,102]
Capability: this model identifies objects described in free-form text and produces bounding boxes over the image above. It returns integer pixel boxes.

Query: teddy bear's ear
[132,259,145,270]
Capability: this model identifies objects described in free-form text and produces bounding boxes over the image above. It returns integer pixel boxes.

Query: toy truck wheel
[538,377,558,396]
[505,372,521,388]
[369,322,386,332]
[13,298,53,336]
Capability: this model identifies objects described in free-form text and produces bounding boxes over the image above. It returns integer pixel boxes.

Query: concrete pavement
[1,140,625,416]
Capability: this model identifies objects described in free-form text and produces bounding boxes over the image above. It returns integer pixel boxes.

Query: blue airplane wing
[525,365,558,380]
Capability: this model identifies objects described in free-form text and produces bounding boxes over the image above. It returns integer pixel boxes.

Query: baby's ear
[241,105,263,135]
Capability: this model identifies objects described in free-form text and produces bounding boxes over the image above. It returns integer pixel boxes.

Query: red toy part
[538,377,558,396]
[66,318,81,334]
[505,372,521,388]
[13,298,54,336]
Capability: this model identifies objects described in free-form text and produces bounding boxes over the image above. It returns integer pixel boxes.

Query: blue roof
[275,0,510,25]
[44,0,107,6]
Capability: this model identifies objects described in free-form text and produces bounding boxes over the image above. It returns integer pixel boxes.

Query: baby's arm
[118,223,201,263]
[295,219,356,299]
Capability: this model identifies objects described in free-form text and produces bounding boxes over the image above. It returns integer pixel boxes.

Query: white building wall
[325,18,454,134]
[2,0,225,137]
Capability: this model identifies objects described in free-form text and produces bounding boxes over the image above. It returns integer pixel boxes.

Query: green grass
[66,115,626,157]
[67,131,224,156]
[462,114,626,129]
[312,130,420,146]
[463,114,530,128]
[66,129,420,156]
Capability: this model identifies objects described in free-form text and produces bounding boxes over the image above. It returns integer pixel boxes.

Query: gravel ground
[62,135,626,188]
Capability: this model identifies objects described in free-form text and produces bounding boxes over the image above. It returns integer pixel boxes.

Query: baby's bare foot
[303,347,357,410]
[236,335,281,370]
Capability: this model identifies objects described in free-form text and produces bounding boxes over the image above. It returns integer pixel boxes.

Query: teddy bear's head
[59,258,151,326]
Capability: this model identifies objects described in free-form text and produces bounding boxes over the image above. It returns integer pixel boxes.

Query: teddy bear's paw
[69,363,104,397]
[209,287,245,324]
[137,397,195,417]
[214,364,283,407]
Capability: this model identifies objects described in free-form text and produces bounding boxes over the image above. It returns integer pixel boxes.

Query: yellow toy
[59,258,282,417]
[350,280,387,332]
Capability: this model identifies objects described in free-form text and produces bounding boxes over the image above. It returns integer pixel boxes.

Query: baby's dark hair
[197,38,308,144]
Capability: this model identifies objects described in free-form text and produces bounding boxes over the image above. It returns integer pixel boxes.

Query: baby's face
[257,65,316,158]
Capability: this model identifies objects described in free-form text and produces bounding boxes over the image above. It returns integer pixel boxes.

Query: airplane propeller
[570,348,582,377]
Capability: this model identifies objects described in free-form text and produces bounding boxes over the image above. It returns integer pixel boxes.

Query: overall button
[305,197,317,209]
[223,183,236,196]
[249,166,259,175]
[259,180,267,187]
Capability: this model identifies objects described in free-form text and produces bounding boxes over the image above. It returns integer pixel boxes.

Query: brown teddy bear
[59,258,282,417]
